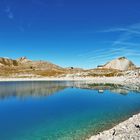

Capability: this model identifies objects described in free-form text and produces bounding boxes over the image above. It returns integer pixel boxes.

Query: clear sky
[0,0,140,68]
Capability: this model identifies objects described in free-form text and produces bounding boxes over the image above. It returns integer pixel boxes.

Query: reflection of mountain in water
[0,81,72,99]
[75,83,140,94]
[0,81,140,99]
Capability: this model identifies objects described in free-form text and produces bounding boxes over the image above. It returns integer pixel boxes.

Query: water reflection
[0,81,139,99]
[85,83,140,94]
[0,81,68,99]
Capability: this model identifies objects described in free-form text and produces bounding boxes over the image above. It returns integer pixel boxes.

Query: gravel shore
[0,77,139,86]
[88,113,140,140]
[0,76,130,83]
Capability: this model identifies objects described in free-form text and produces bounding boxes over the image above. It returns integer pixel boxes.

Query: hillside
[0,57,84,77]
[0,56,138,78]
[0,57,65,77]
[101,57,136,71]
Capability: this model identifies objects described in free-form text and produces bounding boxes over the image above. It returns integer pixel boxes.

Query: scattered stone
[135,124,140,129]
[88,113,140,140]
[112,129,116,136]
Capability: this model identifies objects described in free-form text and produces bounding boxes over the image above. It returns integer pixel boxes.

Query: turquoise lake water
[0,81,140,140]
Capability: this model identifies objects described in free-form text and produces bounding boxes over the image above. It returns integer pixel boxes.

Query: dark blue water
[0,81,140,140]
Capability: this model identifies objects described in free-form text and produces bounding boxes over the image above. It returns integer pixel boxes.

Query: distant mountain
[0,56,63,70]
[102,57,136,71]
[0,57,65,77]
[0,56,138,78]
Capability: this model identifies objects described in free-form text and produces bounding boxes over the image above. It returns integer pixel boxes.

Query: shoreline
[0,76,129,83]
[88,113,140,140]
[0,77,125,87]
[0,76,139,86]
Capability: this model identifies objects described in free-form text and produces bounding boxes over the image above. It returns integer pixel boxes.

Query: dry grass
[0,65,129,78]
[35,70,66,77]
[87,68,123,77]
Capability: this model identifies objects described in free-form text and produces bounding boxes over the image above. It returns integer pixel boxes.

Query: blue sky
[0,0,140,68]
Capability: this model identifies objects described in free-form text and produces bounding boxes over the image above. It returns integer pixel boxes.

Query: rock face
[17,56,31,64]
[103,57,136,71]
[0,57,18,66]
[0,57,62,70]
[0,56,31,66]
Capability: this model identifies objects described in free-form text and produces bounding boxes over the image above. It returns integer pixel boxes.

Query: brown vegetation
[0,57,138,78]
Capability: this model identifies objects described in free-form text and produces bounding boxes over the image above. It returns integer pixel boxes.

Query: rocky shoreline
[0,76,139,85]
[88,113,140,140]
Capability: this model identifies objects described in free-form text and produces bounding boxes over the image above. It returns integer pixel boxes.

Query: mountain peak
[103,57,136,71]
[17,56,31,63]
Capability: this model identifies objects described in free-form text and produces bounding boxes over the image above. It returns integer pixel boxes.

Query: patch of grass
[35,70,66,77]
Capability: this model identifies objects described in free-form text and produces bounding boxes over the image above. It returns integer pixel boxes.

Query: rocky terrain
[89,113,140,140]
[0,57,65,77]
[0,56,139,79]
[102,57,136,71]
[0,56,86,78]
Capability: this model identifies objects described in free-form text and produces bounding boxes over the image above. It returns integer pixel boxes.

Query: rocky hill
[0,57,66,77]
[0,56,62,70]
[0,56,138,78]
[102,57,136,71]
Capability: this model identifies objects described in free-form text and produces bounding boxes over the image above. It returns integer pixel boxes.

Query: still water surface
[0,81,140,140]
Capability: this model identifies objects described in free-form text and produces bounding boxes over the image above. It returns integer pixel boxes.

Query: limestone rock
[103,57,136,71]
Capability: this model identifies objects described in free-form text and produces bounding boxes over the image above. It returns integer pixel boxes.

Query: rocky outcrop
[103,57,136,71]
[0,57,31,66]
[16,56,31,64]
[0,57,62,70]
[0,57,18,66]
